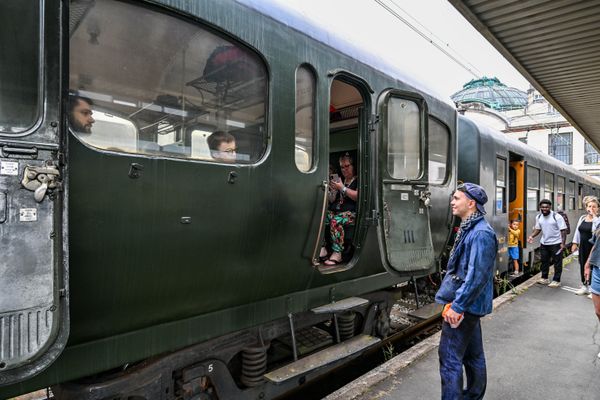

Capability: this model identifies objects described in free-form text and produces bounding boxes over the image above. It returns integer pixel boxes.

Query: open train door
[375,90,435,276]
[0,0,69,385]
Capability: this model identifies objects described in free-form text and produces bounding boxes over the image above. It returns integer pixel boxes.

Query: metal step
[311,297,369,314]
[264,334,380,384]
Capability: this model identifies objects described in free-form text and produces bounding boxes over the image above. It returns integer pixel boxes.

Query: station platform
[326,258,600,400]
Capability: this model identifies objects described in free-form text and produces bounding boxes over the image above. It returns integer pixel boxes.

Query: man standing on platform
[435,183,497,400]
[527,199,567,287]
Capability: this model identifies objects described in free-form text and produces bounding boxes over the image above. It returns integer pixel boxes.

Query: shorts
[590,266,600,295]
[508,246,520,261]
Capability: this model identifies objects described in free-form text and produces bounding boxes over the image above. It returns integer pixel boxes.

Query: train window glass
[68,0,267,164]
[0,1,40,134]
[295,65,315,172]
[527,166,540,212]
[428,118,448,184]
[568,180,575,210]
[387,97,420,179]
[556,176,565,210]
[496,157,506,214]
[544,171,554,203]
[578,184,584,209]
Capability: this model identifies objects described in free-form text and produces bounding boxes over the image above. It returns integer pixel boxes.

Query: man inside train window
[68,95,95,134]
[207,131,237,163]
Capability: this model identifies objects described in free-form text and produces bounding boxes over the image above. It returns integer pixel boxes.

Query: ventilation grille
[0,306,54,370]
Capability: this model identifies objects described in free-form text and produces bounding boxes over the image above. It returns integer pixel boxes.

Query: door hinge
[368,114,379,132]
[365,209,380,226]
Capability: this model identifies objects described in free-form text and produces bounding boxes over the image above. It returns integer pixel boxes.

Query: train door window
[387,98,421,179]
[578,183,584,209]
[0,1,41,134]
[295,65,316,172]
[544,171,554,203]
[568,180,576,210]
[527,166,540,212]
[556,176,565,210]
[428,117,449,184]
[69,0,268,163]
[496,157,507,214]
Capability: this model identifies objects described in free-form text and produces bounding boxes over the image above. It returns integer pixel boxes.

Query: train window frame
[568,180,575,210]
[68,0,269,165]
[527,166,540,213]
[544,171,554,204]
[556,176,565,211]
[294,64,317,173]
[427,116,449,185]
[495,156,507,215]
[384,95,425,181]
[0,1,43,136]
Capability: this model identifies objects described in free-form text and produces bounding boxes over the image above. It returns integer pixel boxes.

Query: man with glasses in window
[68,95,95,134]
[207,131,237,163]
[435,183,497,400]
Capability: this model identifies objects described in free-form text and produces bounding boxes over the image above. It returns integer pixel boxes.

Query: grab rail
[312,180,329,266]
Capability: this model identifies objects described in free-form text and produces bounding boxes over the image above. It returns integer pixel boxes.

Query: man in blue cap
[435,183,498,400]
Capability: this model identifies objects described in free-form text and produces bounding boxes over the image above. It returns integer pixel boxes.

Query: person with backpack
[527,199,568,288]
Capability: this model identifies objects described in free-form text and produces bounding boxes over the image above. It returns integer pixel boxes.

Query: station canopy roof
[449,0,600,149]
[451,76,527,111]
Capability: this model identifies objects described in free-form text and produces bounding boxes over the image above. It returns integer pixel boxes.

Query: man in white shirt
[527,199,567,287]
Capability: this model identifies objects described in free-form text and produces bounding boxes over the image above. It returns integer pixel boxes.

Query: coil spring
[240,345,269,388]
[337,312,356,341]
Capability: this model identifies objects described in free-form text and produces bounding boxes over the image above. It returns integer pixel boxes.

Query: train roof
[236,0,453,106]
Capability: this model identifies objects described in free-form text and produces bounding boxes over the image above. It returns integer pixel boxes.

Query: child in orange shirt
[508,220,521,275]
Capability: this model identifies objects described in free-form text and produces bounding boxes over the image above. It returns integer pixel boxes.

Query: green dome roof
[451,77,527,111]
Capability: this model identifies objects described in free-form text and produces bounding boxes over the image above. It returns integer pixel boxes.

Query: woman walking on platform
[571,196,600,295]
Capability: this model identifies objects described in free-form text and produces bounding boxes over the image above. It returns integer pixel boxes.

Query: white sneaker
[548,281,561,288]
[538,278,550,285]
[589,293,594,299]
[575,285,590,295]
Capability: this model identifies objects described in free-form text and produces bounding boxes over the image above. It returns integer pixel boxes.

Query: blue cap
[459,182,488,214]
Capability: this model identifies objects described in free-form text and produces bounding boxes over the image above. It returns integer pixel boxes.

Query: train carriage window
[387,98,421,179]
[578,183,584,209]
[527,167,540,212]
[544,171,554,203]
[428,117,449,184]
[295,65,316,172]
[0,1,41,134]
[496,157,506,214]
[556,176,565,211]
[568,180,576,210]
[68,0,267,164]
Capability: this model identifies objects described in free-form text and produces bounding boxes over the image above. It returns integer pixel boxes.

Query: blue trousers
[438,313,486,400]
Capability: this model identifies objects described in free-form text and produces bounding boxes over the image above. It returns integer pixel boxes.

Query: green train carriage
[0,0,458,398]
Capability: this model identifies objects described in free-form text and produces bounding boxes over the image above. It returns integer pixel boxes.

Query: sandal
[324,252,342,266]
[319,247,328,259]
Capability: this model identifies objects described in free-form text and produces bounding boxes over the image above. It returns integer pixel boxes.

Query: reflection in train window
[544,171,554,203]
[428,118,448,184]
[387,98,420,179]
[295,65,316,172]
[568,180,576,210]
[527,166,540,212]
[496,157,506,214]
[556,176,565,211]
[68,0,267,164]
[578,183,584,210]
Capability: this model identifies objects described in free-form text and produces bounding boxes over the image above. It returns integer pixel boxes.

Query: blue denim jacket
[435,215,498,316]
